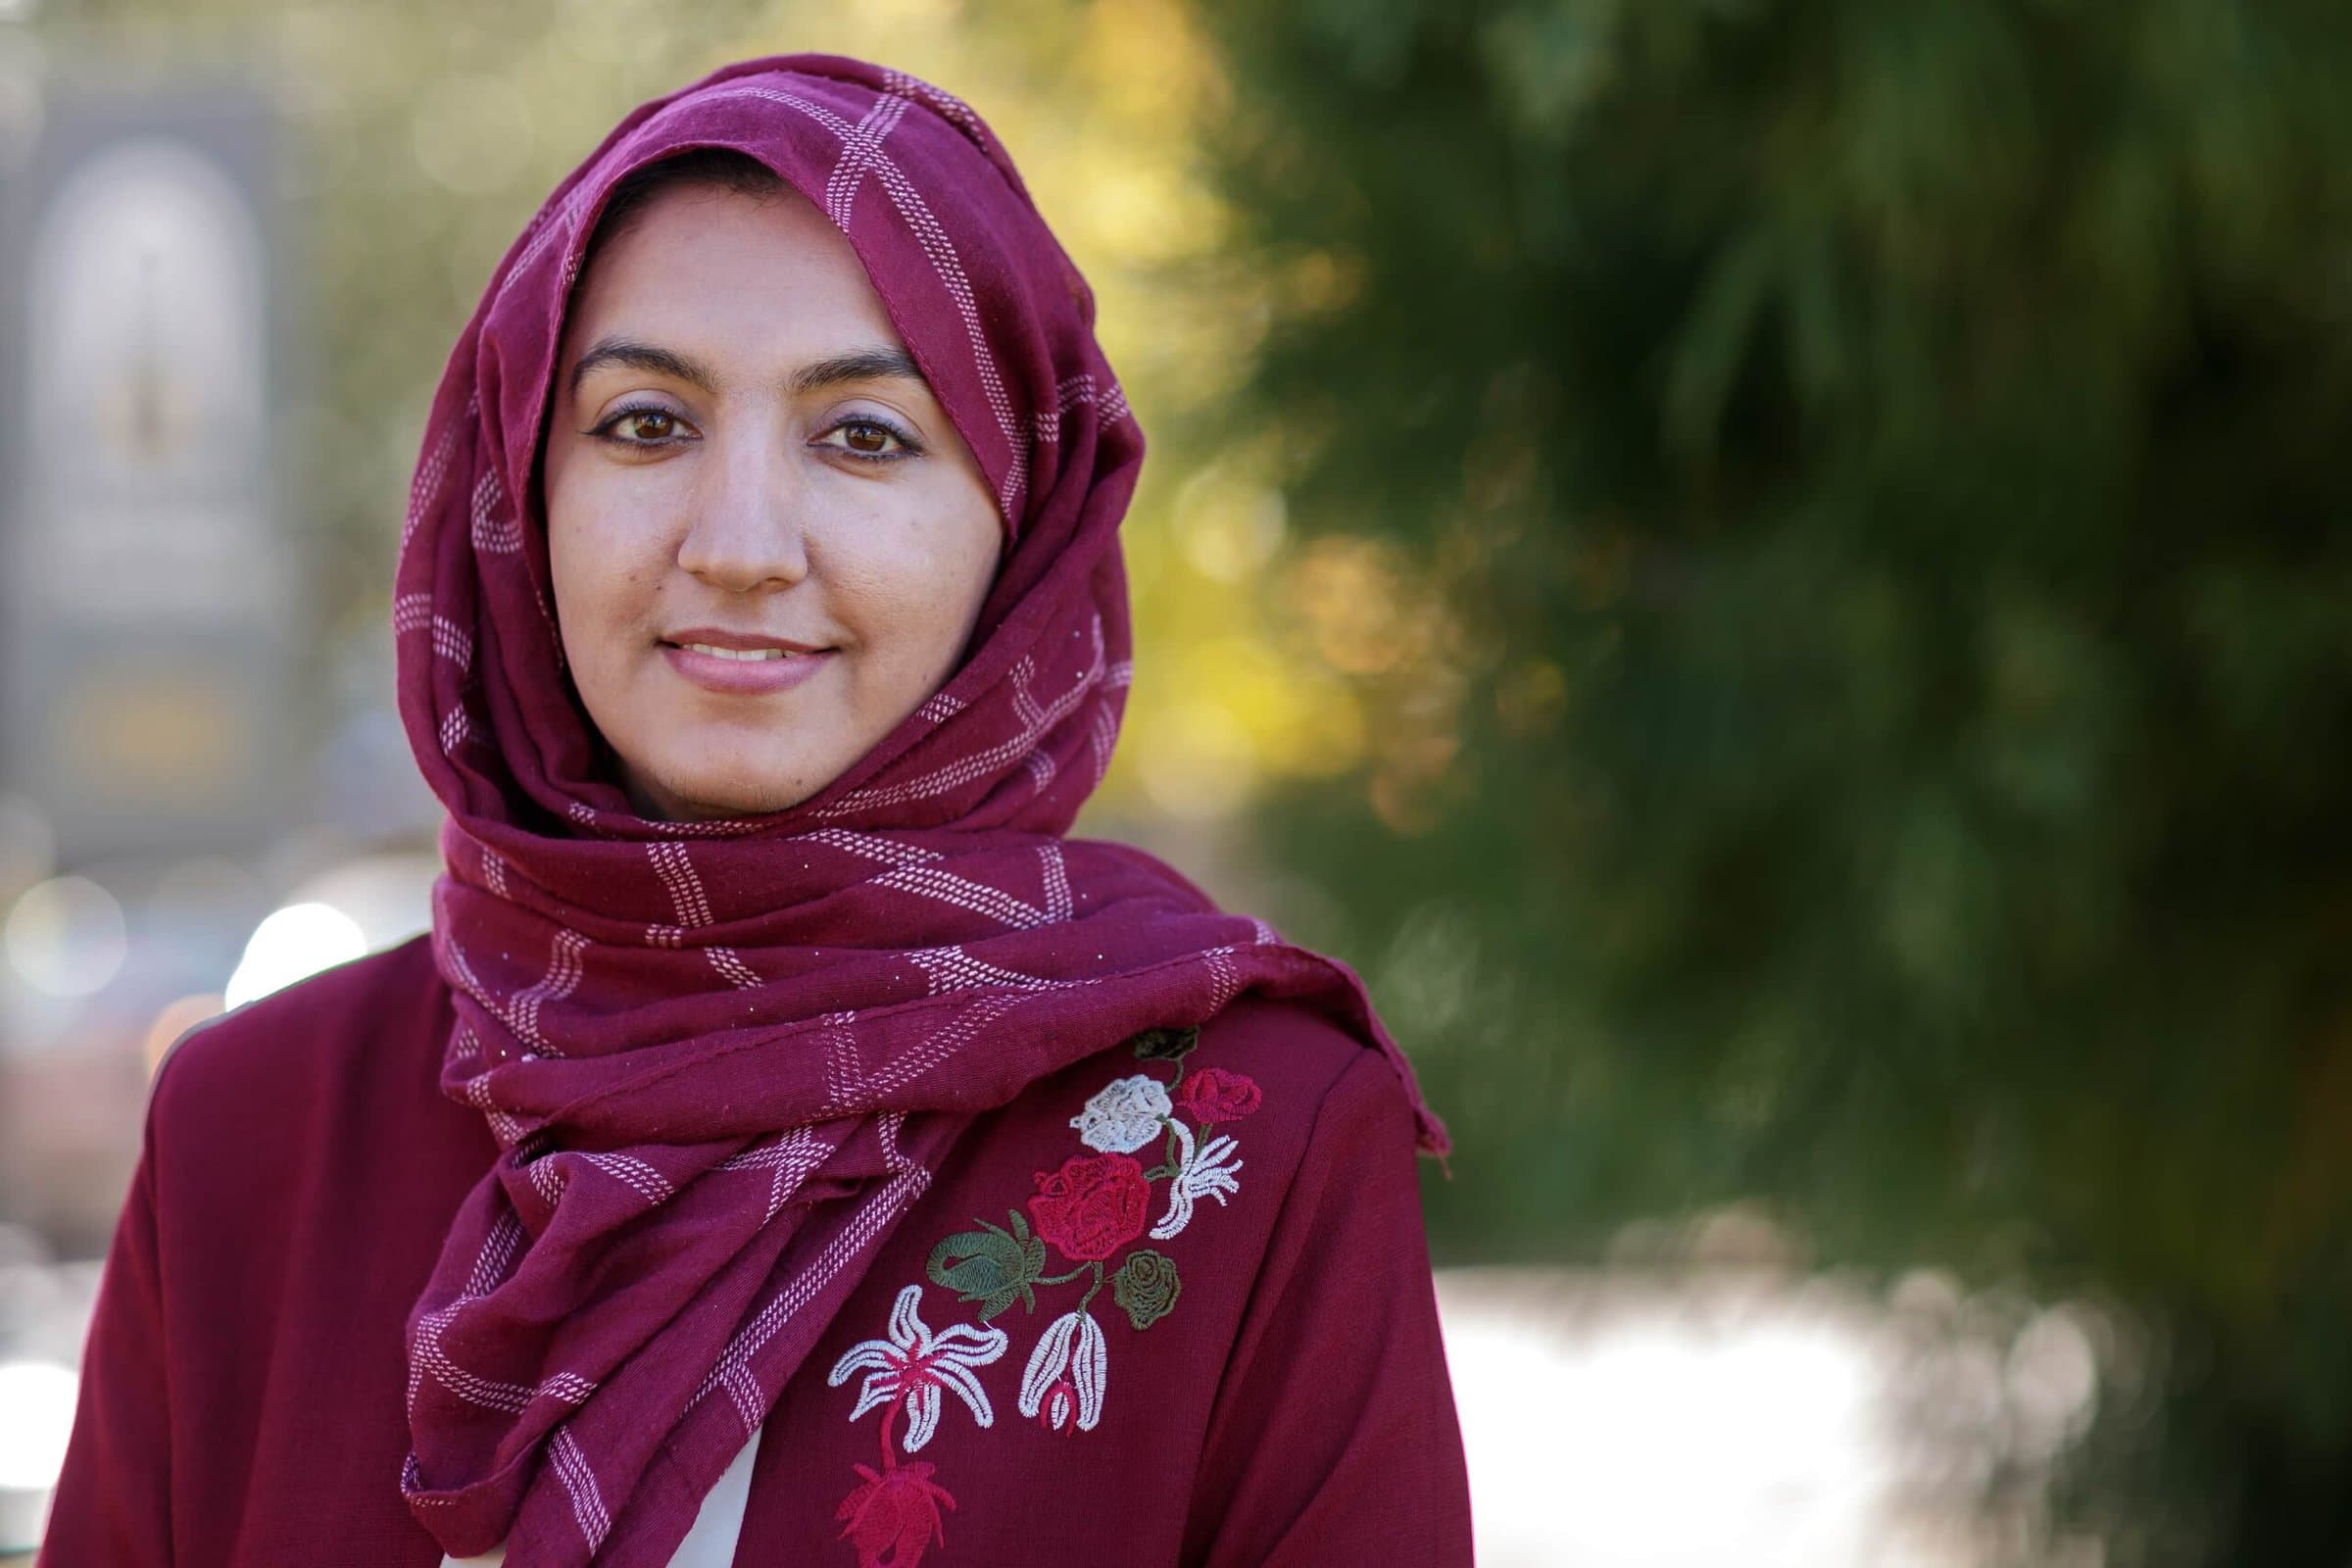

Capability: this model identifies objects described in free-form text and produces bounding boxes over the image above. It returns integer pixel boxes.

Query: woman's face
[543,179,1004,821]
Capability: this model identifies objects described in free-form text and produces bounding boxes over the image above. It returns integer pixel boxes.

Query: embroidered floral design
[1150,1121,1246,1241]
[1069,1073,1174,1152]
[1109,1249,1181,1330]
[835,1459,956,1568]
[832,1031,1264,1562]
[828,1284,1008,1453]
[1017,1309,1107,1432]
[1026,1152,1152,1261]
[1174,1065,1262,1124]
[926,1212,1046,1322]
[1128,1024,1199,1062]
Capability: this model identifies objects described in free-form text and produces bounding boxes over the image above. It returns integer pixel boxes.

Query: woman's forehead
[557,181,917,398]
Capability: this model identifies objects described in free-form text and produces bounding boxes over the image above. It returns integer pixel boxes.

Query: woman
[41,52,1470,1568]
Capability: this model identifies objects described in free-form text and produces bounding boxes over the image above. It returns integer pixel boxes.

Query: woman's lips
[661,641,836,696]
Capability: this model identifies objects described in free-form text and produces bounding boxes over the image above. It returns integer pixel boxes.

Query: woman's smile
[660,630,839,696]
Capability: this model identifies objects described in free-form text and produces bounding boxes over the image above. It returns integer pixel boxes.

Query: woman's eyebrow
[569,336,713,397]
[567,336,926,400]
[788,346,927,396]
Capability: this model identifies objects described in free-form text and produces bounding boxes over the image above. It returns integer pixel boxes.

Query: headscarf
[390,51,1448,1566]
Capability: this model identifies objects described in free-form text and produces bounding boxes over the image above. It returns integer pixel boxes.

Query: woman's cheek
[588,512,667,618]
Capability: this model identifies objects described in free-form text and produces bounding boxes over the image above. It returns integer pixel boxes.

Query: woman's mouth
[661,638,835,695]
[677,642,798,662]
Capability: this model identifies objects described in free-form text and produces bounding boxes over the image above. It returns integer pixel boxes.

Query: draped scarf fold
[389,52,1447,1567]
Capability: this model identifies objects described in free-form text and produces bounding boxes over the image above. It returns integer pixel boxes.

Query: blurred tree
[1184,1,2352,1561]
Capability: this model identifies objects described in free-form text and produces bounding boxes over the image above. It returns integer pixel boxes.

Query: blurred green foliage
[1187,0,2352,1560]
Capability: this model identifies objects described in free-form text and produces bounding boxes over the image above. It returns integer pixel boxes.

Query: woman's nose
[674,428,811,592]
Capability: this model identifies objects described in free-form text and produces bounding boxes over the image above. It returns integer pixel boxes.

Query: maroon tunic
[40,935,1473,1566]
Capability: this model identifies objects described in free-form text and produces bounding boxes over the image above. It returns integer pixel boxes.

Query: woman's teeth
[682,644,798,662]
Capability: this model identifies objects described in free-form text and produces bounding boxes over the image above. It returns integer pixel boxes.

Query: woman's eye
[589,406,693,447]
[822,416,920,462]
[615,411,678,442]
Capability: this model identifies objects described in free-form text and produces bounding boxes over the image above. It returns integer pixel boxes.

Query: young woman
[42,52,1470,1568]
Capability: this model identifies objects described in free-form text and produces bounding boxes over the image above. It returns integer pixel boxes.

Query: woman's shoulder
[1189,990,1366,1086]
[129,932,489,1307]
[1183,990,1432,1170]
[145,932,456,1169]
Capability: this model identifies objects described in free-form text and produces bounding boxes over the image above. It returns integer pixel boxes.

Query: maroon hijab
[390,52,1447,1566]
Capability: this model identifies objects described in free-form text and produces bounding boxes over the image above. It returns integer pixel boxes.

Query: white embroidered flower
[1068,1073,1172,1154]
[1149,1120,1245,1241]
[827,1284,1008,1452]
[1016,1308,1108,1432]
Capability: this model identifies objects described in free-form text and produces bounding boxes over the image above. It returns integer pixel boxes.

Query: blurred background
[0,0,2347,1563]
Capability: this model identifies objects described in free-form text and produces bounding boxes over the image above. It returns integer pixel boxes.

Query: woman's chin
[628,760,826,821]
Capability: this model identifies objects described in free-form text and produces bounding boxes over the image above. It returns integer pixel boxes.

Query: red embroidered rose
[1025,1152,1150,1261]
[1175,1066,1262,1124]
[835,1459,956,1568]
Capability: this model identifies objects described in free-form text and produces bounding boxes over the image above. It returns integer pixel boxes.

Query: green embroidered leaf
[993,1210,1044,1313]
[1110,1249,1182,1330]
[928,1217,1046,1322]
[1130,1025,1200,1063]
